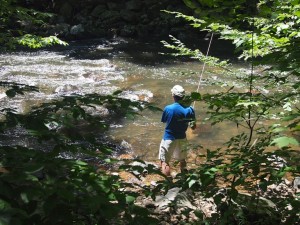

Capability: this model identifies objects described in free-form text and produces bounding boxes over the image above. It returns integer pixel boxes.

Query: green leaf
[113,90,122,95]
[228,188,238,199]
[209,167,219,172]
[294,125,300,131]
[125,195,136,204]
[20,193,29,204]
[75,160,88,166]
[183,0,199,9]
[198,0,215,7]
[294,11,300,17]
[0,199,11,211]
[271,136,299,148]
[108,193,116,201]
[236,101,261,107]
[25,165,44,174]
[5,89,16,98]
[282,114,299,121]
[188,179,197,188]
[271,127,287,133]
[194,209,203,218]
[191,92,201,100]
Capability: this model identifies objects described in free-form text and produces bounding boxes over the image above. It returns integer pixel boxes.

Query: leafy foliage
[0,0,67,49]
[156,0,300,224]
[0,93,159,225]
[174,139,300,224]
[1,0,300,224]
[0,146,160,225]
[161,34,229,68]
[163,0,300,148]
[16,34,68,48]
[0,81,39,98]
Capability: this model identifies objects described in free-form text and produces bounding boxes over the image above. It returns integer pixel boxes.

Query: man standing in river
[159,85,196,177]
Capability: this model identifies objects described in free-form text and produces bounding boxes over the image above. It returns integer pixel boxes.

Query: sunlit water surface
[0,38,268,161]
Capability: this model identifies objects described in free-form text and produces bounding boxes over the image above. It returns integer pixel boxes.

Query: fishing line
[192,32,214,108]
[250,17,254,95]
[245,16,256,146]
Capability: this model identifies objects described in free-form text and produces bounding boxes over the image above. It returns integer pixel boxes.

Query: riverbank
[109,152,299,225]
[21,0,205,43]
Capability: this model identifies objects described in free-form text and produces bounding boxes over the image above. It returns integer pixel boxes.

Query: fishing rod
[186,33,214,131]
[192,32,214,109]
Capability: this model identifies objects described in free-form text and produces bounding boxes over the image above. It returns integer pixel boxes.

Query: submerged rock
[55,84,79,94]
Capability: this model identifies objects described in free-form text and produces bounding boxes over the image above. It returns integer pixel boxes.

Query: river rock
[155,187,182,210]
[266,155,287,169]
[106,2,120,11]
[136,25,151,38]
[81,104,110,117]
[70,24,84,35]
[235,192,281,224]
[119,25,136,37]
[48,23,70,36]
[293,177,300,192]
[126,0,143,11]
[42,0,199,40]
[100,10,122,24]
[91,4,107,17]
[120,9,138,23]
[59,2,73,21]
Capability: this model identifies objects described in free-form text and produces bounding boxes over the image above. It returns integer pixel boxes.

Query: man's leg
[160,161,171,176]
[179,159,187,173]
[159,139,174,177]
[175,139,188,173]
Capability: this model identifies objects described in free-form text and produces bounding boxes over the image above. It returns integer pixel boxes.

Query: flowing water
[0,38,255,161]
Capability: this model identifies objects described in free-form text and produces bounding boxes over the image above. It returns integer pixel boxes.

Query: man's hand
[189,121,196,130]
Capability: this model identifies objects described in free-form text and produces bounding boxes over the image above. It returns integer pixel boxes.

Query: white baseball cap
[171,85,185,97]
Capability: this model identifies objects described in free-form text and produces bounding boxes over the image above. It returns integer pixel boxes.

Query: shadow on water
[64,38,190,66]
[57,37,236,67]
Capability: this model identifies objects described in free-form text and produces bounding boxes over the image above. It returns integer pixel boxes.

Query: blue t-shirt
[161,102,195,140]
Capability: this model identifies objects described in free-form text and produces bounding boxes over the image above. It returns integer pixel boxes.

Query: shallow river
[0,38,252,161]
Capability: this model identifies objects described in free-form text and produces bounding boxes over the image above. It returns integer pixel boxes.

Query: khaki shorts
[158,139,188,163]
